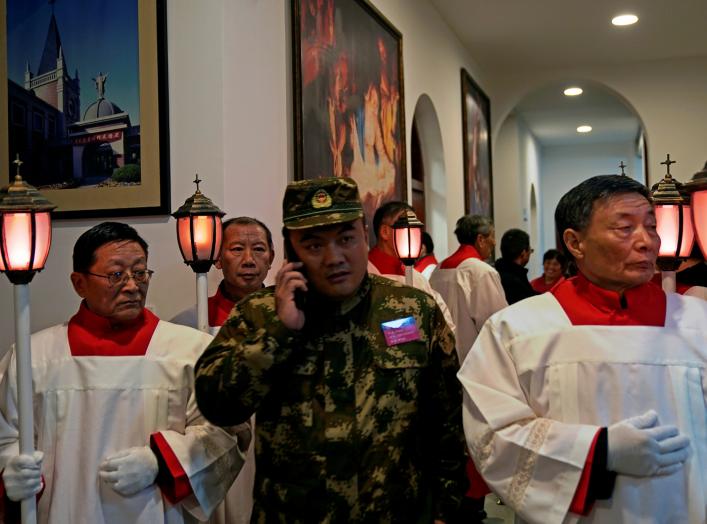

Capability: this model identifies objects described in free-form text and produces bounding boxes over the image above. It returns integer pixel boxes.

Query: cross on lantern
[12,154,23,177]
[193,173,202,192]
[619,161,626,175]
[661,154,676,176]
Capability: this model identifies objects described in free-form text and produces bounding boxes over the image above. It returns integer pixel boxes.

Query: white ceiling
[429,0,707,146]
[514,81,640,146]
[429,0,707,71]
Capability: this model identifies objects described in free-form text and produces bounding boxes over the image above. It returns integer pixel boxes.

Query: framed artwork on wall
[0,0,170,218]
[461,68,493,219]
[292,0,406,224]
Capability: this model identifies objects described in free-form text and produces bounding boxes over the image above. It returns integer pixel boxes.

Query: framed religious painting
[461,68,493,219]
[292,0,406,225]
[0,0,170,218]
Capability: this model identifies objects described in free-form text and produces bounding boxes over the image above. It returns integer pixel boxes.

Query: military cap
[283,177,364,230]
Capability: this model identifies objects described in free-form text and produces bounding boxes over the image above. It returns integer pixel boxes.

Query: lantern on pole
[650,155,695,292]
[392,209,424,286]
[172,175,225,332]
[684,161,707,259]
[0,155,56,524]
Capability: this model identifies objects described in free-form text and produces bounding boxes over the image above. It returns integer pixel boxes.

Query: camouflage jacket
[195,274,466,523]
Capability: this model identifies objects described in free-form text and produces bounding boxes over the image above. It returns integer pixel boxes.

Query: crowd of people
[0,175,705,524]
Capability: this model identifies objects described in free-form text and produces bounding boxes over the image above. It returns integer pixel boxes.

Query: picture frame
[461,68,493,219]
[0,0,170,219]
[292,0,406,224]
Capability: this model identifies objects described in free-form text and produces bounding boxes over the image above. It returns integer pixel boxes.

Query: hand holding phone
[274,259,308,331]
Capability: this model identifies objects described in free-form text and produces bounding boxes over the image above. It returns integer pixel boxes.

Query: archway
[494,79,647,268]
[411,94,447,256]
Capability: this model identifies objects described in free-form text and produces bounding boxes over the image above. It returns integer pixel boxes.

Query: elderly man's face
[71,240,149,326]
[476,227,496,260]
[289,219,369,301]
[217,223,274,301]
[565,193,659,292]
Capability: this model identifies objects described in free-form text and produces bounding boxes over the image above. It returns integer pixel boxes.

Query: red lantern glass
[172,175,226,274]
[0,169,55,284]
[691,188,707,258]
[392,209,424,266]
[176,215,223,267]
[655,204,694,258]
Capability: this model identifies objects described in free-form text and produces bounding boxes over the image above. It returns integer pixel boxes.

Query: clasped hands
[2,446,158,501]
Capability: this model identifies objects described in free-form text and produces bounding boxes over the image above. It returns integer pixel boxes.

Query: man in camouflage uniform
[195,177,466,523]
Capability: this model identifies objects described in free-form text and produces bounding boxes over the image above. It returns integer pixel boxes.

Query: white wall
[493,114,542,271]
[538,141,639,276]
[0,0,489,350]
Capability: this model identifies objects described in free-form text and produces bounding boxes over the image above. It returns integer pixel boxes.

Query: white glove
[2,451,44,502]
[98,446,158,496]
[607,410,691,477]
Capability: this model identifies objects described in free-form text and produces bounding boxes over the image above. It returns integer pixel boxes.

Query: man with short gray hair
[430,214,507,362]
[459,175,705,523]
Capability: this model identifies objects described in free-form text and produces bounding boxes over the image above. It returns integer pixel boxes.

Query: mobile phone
[284,238,308,310]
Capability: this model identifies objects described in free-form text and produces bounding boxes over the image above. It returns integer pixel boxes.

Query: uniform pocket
[373,341,429,369]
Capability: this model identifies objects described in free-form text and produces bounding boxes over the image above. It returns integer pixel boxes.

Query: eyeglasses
[84,269,154,287]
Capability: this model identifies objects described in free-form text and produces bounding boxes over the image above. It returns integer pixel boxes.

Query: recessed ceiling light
[612,14,638,26]
[577,125,593,133]
[564,87,583,96]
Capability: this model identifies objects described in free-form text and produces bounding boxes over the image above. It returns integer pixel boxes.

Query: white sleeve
[0,348,20,468]
[457,320,598,524]
[154,390,248,520]
[466,269,508,332]
[413,271,457,337]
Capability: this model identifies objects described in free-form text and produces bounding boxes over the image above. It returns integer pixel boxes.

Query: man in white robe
[0,222,247,524]
[459,175,704,523]
[172,217,274,524]
[429,214,508,521]
[429,214,507,363]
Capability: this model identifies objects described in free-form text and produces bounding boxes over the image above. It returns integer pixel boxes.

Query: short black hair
[500,228,530,260]
[555,175,651,258]
[454,215,493,245]
[372,201,413,240]
[222,216,274,250]
[421,232,434,254]
[73,222,148,273]
[542,248,567,271]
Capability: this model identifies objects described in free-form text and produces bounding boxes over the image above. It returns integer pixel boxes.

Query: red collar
[208,283,237,327]
[439,245,482,269]
[414,254,438,273]
[368,246,405,276]
[68,302,160,356]
[552,273,666,326]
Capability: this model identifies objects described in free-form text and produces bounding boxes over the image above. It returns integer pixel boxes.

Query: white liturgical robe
[0,320,243,524]
[458,291,707,523]
[430,248,508,363]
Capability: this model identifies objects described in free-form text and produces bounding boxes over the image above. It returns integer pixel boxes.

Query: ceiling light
[577,125,592,133]
[612,14,638,26]
[564,87,583,96]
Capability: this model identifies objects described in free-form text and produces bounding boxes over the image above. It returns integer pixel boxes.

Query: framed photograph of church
[461,68,493,219]
[0,0,170,218]
[292,0,406,226]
